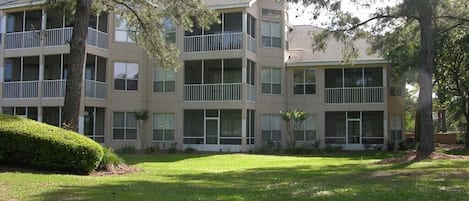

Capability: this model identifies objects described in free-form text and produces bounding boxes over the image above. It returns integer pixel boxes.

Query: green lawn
[1,152,469,201]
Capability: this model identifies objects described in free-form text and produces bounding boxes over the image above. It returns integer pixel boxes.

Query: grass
[1,151,469,201]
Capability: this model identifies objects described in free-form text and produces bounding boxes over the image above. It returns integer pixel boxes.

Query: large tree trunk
[465,105,469,149]
[62,0,91,131]
[415,1,435,159]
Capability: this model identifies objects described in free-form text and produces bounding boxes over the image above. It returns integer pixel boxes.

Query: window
[390,115,403,142]
[261,67,281,94]
[261,114,281,142]
[153,113,175,142]
[261,21,281,48]
[247,60,256,86]
[326,67,383,88]
[295,115,316,142]
[246,110,255,144]
[114,62,138,90]
[154,67,175,92]
[261,8,282,18]
[113,112,137,140]
[115,15,136,42]
[294,68,316,95]
[163,18,176,43]
[2,107,37,120]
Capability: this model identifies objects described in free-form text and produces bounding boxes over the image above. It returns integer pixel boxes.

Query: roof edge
[286,59,390,67]
[0,0,45,10]
[207,0,256,9]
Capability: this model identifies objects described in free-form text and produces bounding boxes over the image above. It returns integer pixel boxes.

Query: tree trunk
[62,0,91,131]
[465,106,469,149]
[415,2,435,159]
[414,110,420,143]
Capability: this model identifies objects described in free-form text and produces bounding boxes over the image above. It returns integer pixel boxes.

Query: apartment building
[0,0,404,151]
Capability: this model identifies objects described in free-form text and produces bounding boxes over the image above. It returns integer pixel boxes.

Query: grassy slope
[1,152,469,201]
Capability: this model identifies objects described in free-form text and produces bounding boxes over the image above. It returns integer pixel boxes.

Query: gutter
[285,59,390,67]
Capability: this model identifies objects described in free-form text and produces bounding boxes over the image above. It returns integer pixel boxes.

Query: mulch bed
[89,164,142,176]
[377,150,469,164]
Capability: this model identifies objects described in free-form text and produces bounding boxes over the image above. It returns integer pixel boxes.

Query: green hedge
[0,115,104,174]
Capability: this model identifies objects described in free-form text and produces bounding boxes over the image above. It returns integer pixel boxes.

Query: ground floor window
[295,115,316,142]
[153,113,175,142]
[2,107,37,120]
[325,111,384,144]
[112,112,137,140]
[183,109,242,145]
[84,107,105,143]
[42,107,63,127]
[390,115,403,142]
[247,110,255,145]
[261,114,281,142]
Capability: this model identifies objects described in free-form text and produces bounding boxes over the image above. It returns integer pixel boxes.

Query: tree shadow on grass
[33,159,469,201]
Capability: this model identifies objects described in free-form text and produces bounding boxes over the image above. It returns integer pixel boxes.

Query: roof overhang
[207,0,256,9]
[0,0,45,10]
[286,59,390,67]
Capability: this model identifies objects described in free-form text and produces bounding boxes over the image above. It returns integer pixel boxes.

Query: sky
[288,0,402,26]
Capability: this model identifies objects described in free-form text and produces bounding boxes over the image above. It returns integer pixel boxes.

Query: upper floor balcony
[5,27,108,49]
[4,9,108,50]
[183,12,257,53]
[184,83,255,102]
[325,67,385,104]
[2,79,106,99]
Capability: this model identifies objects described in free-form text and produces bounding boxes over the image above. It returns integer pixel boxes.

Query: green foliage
[98,147,124,170]
[0,115,104,174]
[184,147,196,153]
[280,110,307,147]
[117,144,137,154]
[92,0,218,70]
[145,146,158,154]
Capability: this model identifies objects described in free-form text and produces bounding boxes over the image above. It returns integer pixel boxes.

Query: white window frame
[153,113,175,142]
[114,62,139,91]
[293,68,316,95]
[294,115,316,142]
[261,114,281,142]
[163,18,176,43]
[153,67,175,93]
[390,115,403,141]
[112,112,137,141]
[114,14,137,43]
[261,21,281,48]
[261,67,281,95]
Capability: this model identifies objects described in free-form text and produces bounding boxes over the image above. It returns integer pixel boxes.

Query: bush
[0,115,104,174]
[117,144,137,154]
[98,147,124,170]
[145,146,158,154]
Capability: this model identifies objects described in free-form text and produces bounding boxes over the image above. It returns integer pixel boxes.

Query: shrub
[0,115,104,174]
[98,147,124,170]
[145,146,158,154]
[117,144,137,154]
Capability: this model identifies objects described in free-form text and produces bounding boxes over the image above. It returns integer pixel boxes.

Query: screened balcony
[5,10,108,49]
[2,57,39,98]
[184,12,257,53]
[325,67,384,104]
[184,59,255,102]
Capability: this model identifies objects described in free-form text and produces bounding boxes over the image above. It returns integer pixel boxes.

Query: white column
[78,115,84,134]
[241,109,247,152]
[0,65,3,82]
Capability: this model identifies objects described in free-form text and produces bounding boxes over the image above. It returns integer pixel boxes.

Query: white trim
[286,59,390,67]
[207,0,257,9]
[0,1,45,10]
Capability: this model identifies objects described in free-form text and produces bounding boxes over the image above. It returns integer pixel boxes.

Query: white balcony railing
[247,35,256,53]
[87,27,109,49]
[85,80,106,99]
[2,81,39,98]
[5,27,108,49]
[5,31,41,49]
[43,79,66,97]
[44,27,73,46]
[184,32,243,52]
[325,87,384,104]
[3,80,106,99]
[184,83,243,101]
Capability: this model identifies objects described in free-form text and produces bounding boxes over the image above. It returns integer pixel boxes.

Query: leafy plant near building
[0,114,104,174]
[280,110,306,147]
[135,110,149,150]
